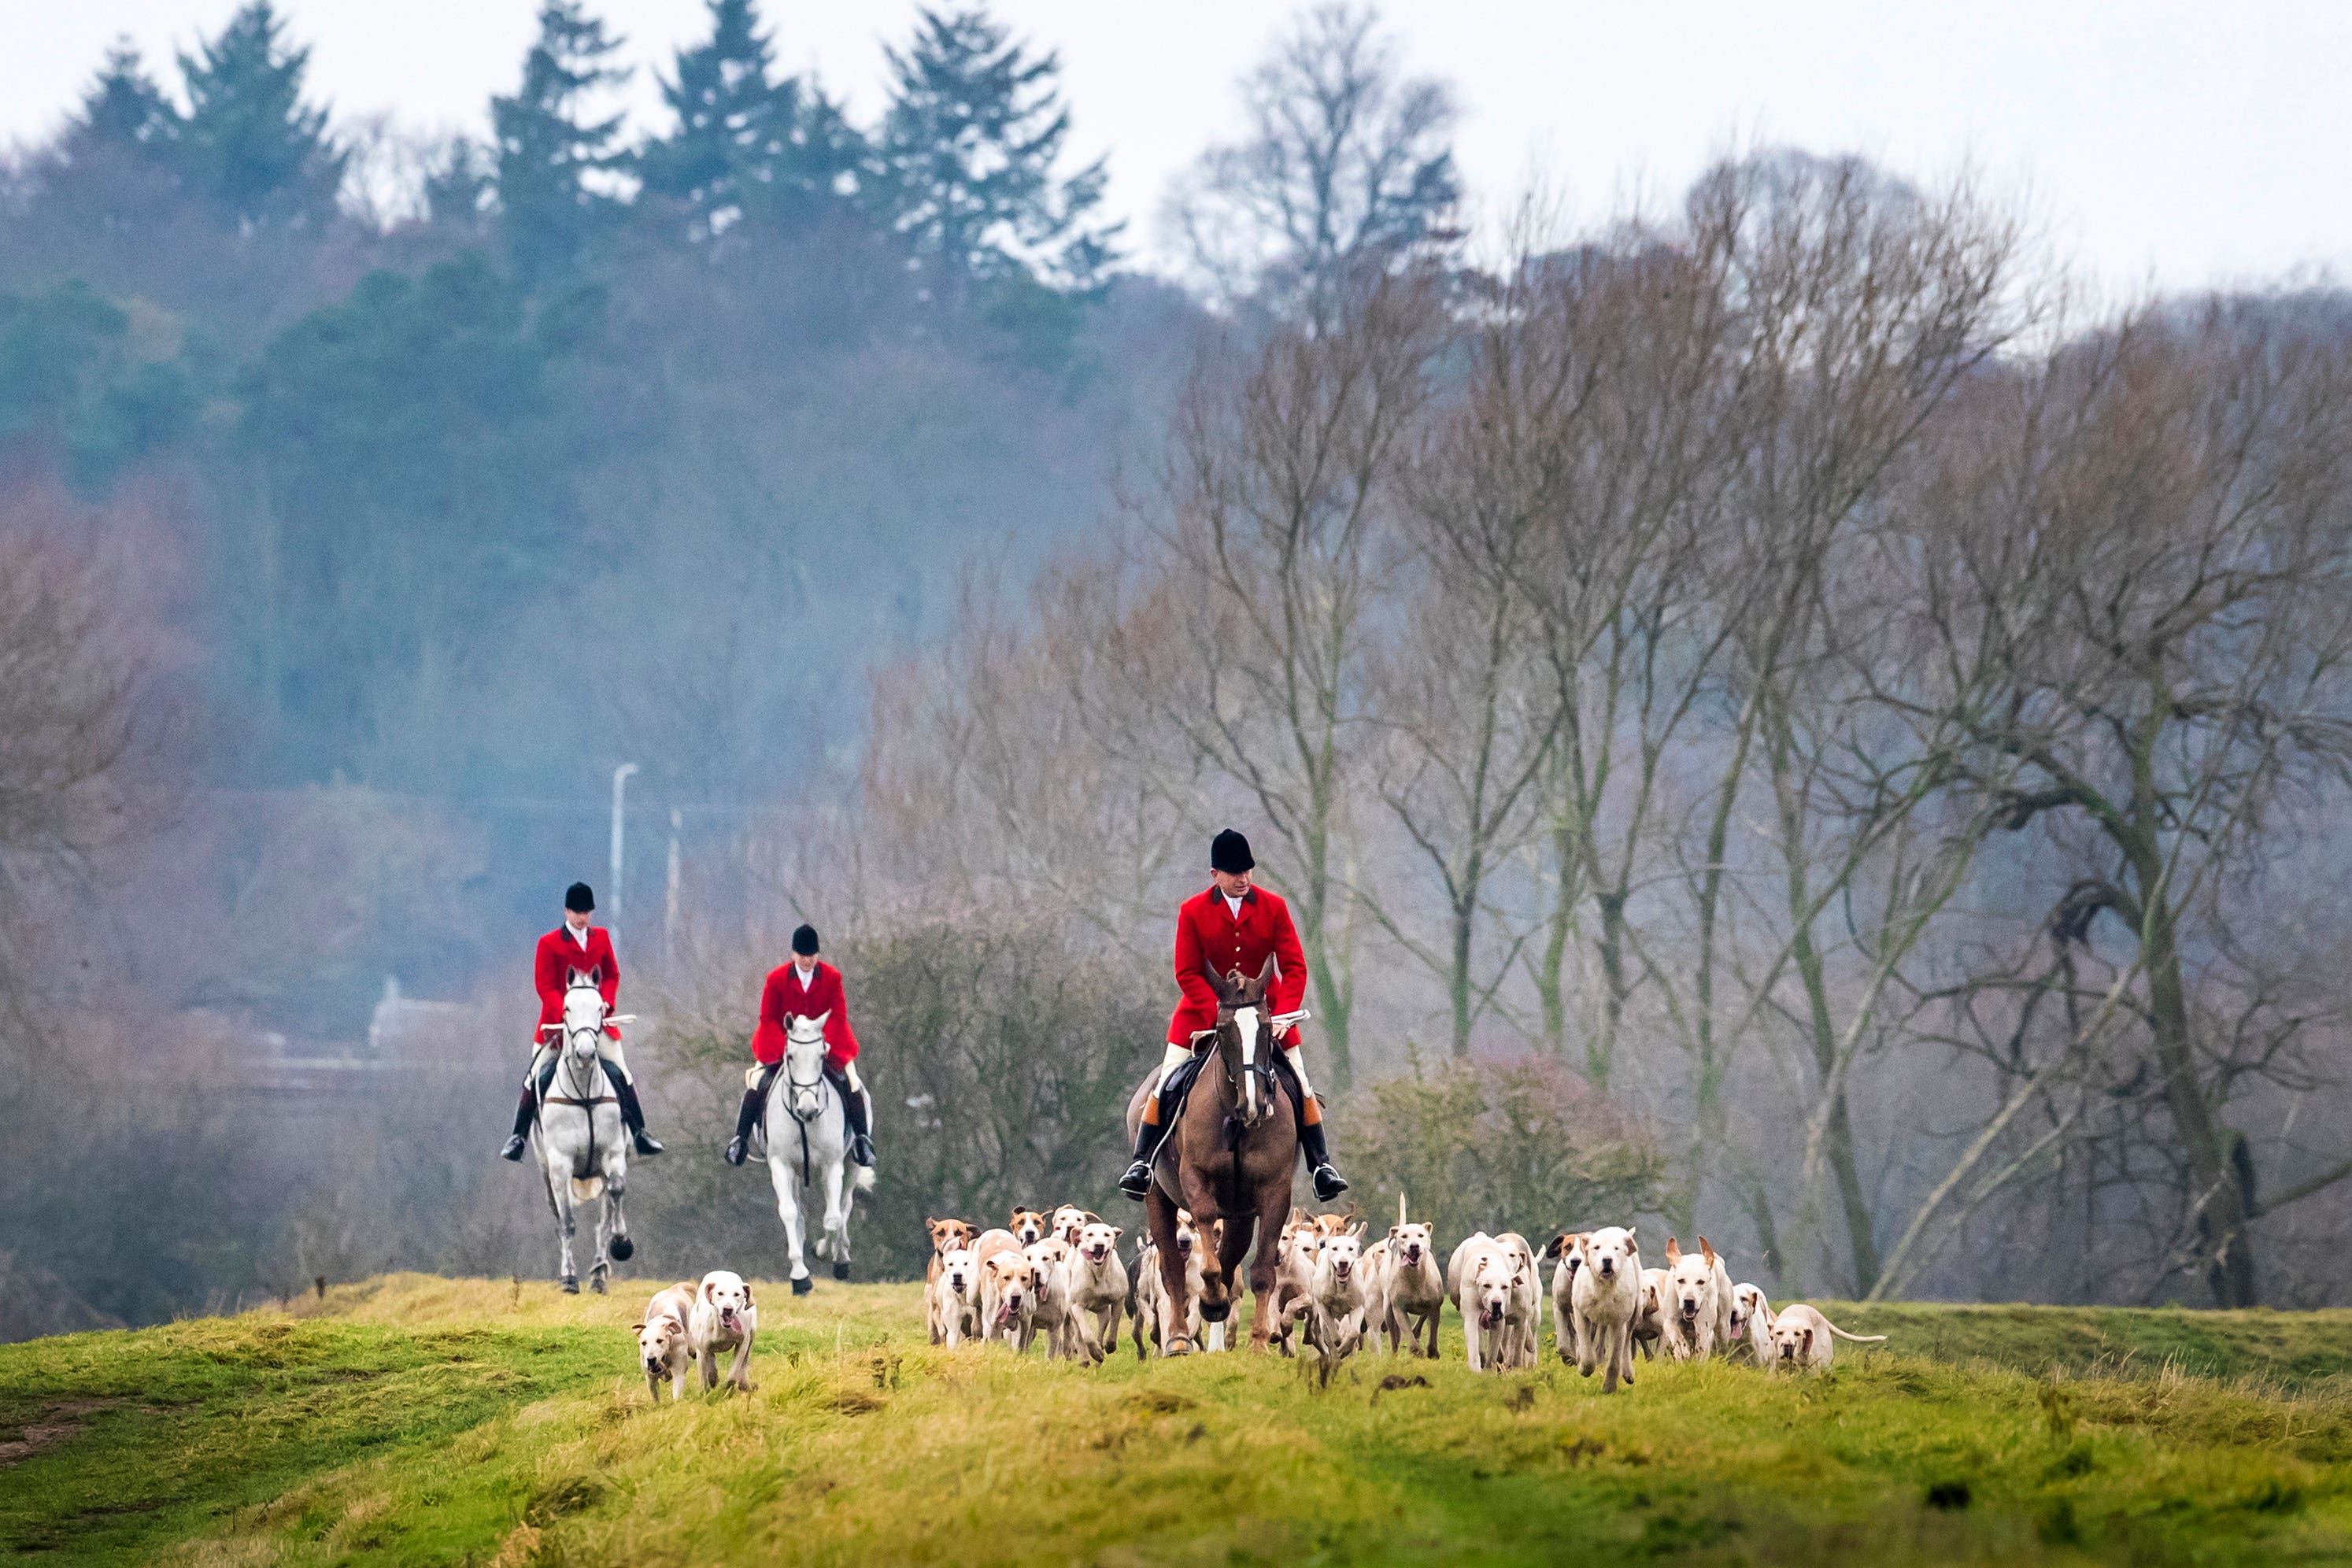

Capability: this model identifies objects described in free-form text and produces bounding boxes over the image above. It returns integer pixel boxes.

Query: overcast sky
[7,0,2349,294]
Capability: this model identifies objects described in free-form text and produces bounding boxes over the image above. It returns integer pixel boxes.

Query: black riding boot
[726,1064,775,1167]
[1119,1055,1201,1200]
[826,1063,875,1167]
[500,1081,534,1160]
[1298,1115,1348,1203]
[602,1061,664,1156]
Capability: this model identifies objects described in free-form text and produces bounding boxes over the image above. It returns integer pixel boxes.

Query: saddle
[538,1055,623,1110]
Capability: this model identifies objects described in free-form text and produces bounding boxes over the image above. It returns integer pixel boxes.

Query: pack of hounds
[914,1198,1888,1389]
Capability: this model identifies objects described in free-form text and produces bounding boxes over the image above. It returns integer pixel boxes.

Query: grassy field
[3,1274,2350,1566]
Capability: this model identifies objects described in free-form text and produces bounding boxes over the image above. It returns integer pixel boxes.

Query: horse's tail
[571,1174,607,1202]
[854,1165,877,1193]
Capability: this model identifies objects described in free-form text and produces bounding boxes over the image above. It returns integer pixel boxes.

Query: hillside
[2,1274,2349,1565]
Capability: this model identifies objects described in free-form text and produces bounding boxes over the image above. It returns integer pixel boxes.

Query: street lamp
[610,762,639,925]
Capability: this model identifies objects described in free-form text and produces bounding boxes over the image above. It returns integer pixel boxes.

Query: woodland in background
[3,1,2350,1322]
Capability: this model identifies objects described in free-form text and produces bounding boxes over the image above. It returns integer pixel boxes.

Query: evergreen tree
[173,2,346,231]
[492,1,631,286]
[636,0,867,245]
[875,6,1119,307]
[72,39,179,158]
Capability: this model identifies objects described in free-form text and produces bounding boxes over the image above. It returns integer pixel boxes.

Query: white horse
[531,972,634,1293]
[753,1012,874,1295]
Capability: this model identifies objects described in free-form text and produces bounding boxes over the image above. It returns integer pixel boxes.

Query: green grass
[2,1274,2349,1566]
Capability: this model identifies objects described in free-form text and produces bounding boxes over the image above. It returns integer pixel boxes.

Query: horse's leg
[823,1156,849,1281]
[605,1159,633,1265]
[1144,1187,1189,1355]
[1175,1145,1230,1327]
[769,1156,811,1293]
[547,1151,579,1291]
[1247,1170,1290,1353]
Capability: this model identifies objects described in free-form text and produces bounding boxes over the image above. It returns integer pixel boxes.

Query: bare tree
[1910,301,2352,1305]
[1163,2,1459,318]
[1111,268,1444,1089]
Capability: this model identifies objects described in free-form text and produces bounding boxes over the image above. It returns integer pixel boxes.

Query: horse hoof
[561,1278,579,1294]
[590,1274,606,1295]
[791,1275,813,1296]
[832,1261,850,1281]
[609,1235,634,1262]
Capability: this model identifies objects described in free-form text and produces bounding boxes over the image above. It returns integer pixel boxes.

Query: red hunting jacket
[534,924,619,1045]
[752,960,860,1069]
[1169,883,1307,1046]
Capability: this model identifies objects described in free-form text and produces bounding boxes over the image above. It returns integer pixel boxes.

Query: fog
[3,1,2349,1338]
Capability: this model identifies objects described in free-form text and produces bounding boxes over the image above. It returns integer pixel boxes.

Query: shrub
[1337,1052,1662,1248]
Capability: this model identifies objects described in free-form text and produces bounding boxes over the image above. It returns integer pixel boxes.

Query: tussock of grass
[2,1275,2347,1565]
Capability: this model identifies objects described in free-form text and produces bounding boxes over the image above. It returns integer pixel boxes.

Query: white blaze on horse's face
[1231,1005,1261,1120]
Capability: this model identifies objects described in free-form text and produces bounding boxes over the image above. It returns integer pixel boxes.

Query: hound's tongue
[722,1310,741,1333]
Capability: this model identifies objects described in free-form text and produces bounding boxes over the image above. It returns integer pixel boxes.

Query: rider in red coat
[501,882,664,1159]
[725,924,876,1168]
[1119,830,1348,1203]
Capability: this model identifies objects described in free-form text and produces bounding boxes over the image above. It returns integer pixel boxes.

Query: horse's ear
[1254,954,1278,993]
[1207,967,1240,1004]
[812,1009,830,1029]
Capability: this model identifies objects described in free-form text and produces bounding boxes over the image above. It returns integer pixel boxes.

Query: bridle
[535,979,621,1175]
[1211,1001,1307,1131]
[764,1019,832,1186]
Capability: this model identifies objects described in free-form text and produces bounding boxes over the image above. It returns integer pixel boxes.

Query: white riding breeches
[1279,1040,1314,1103]
[1152,1041,1193,1096]
[530,1040,631,1085]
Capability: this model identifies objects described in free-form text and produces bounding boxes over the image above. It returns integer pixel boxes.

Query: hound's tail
[1399,1192,1408,1230]
[1825,1320,1887,1344]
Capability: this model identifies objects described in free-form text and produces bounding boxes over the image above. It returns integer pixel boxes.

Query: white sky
[6,0,2349,295]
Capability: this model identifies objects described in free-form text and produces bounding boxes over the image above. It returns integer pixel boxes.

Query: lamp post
[610,762,639,925]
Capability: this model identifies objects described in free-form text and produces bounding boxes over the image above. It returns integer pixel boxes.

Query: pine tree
[492,0,631,285]
[875,6,1119,306]
[173,2,346,231]
[636,0,867,245]
[72,39,179,157]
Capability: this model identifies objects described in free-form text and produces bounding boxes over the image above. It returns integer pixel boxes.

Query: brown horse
[1124,957,1297,1352]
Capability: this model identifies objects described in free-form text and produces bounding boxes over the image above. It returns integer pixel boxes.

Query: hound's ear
[743,1282,756,1306]
[700,1278,717,1304]
[1803,1328,1815,1353]
[1624,1225,1637,1242]
[1084,1211,1101,1224]
[1665,1237,1681,1264]
[1699,1237,1718,1267]
[632,1322,645,1332]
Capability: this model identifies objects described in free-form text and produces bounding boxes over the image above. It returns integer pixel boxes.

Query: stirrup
[724,1136,748,1167]
[1119,1159,1154,1200]
[1311,1163,1349,1202]
[500,1133,527,1162]
[849,1133,875,1168]
[633,1130,665,1156]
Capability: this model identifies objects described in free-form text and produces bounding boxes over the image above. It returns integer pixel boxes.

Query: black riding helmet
[564,882,595,913]
[1211,829,1253,875]
[791,923,819,956]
